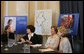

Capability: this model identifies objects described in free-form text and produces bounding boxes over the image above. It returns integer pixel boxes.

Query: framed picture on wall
[58,13,79,36]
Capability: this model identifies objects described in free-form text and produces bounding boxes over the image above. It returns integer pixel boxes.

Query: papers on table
[4,48,8,51]
[1,45,3,47]
[17,42,23,44]
[13,43,17,45]
[30,44,42,48]
[39,48,54,52]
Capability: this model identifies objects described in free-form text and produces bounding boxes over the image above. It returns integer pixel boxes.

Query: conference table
[1,43,56,53]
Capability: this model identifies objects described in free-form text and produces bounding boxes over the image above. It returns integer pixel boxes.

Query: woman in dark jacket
[20,25,42,44]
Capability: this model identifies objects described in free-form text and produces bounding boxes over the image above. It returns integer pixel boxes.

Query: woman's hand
[10,29,15,33]
[21,38,26,43]
[47,46,54,49]
[27,40,32,44]
[26,40,32,44]
[9,26,15,33]
[7,29,9,33]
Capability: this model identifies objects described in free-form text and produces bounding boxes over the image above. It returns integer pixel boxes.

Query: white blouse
[45,34,59,50]
[28,33,34,40]
[59,37,72,53]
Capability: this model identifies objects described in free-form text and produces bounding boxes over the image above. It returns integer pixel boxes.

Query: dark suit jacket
[22,33,43,44]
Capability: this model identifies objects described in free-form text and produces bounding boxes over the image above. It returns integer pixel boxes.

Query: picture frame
[3,16,28,34]
[58,13,79,36]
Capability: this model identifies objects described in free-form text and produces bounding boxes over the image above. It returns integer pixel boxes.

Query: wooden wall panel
[1,1,5,34]
[8,1,16,16]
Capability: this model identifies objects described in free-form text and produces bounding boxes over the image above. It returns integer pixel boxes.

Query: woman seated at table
[56,26,72,53]
[20,25,40,44]
[45,26,60,50]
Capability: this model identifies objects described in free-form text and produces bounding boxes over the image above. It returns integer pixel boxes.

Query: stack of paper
[1,45,3,47]
[30,44,42,48]
[17,42,22,44]
[39,48,54,52]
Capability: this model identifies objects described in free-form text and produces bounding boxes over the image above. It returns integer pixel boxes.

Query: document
[17,42,23,44]
[30,44,42,48]
[39,48,54,52]
[1,42,2,47]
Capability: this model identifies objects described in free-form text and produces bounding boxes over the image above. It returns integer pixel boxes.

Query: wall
[1,1,60,35]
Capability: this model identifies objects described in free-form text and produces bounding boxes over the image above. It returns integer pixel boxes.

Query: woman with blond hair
[45,26,59,50]
[56,26,72,53]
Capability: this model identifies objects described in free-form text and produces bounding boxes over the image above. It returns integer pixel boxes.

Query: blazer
[22,33,42,44]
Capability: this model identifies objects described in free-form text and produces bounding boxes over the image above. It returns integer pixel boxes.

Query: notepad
[30,44,42,48]
[4,48,8,51]
[39,48,54,52]
[17,42,22,44]
[1,45,3,47]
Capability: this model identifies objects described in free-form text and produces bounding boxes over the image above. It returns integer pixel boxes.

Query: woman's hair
[27,25,35,33]
[51,26,58,34]
[57,26,68,36]
[8,19,12,24]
